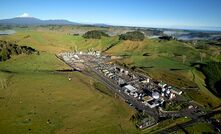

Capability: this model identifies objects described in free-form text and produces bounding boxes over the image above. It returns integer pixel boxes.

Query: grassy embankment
[141,117,191,134]
[172,122,216,134]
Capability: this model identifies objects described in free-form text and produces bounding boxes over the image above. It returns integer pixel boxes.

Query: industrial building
[58,51,184,109]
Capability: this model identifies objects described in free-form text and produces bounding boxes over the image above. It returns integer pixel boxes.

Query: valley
[0,25,221,134]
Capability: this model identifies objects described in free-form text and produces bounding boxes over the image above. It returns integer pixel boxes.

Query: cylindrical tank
[152,92,160,99]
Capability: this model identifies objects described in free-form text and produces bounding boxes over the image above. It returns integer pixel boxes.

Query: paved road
[158,109,221,134]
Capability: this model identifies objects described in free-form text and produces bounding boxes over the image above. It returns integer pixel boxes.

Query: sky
[0,0,221,29]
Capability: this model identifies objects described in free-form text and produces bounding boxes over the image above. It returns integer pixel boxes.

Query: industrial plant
[57,51,197,129]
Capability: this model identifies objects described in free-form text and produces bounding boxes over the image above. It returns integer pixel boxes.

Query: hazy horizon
[1,0,221,31]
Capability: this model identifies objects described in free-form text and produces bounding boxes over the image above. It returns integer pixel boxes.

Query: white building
[123,85,137,93]
[158,82,167,88]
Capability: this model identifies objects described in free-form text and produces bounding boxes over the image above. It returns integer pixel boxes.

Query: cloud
[17,13,31,18]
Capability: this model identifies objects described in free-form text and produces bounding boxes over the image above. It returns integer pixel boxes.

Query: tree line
[82,30,109,39]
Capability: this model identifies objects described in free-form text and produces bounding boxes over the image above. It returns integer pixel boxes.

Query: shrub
[83,30,109,39]
[0,40,37,61]
[119,31,145,41]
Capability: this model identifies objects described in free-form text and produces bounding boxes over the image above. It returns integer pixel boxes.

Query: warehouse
[123,84,138,93]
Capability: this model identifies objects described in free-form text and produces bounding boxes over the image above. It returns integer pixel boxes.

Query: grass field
[0,52,138,134]
[173,122,216,134]
[0,30,119,53]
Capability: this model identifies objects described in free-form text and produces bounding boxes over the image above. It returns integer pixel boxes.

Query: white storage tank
[125,70,129,75]
[166,90,170,95]
[161,93,164,97]
[120,68,124,73]
[162,88,166,92]
[147,78,150,83]
[152,92,160,99]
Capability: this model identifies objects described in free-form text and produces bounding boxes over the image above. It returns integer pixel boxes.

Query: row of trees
[82,30,145,41]
[0,40,37,61]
